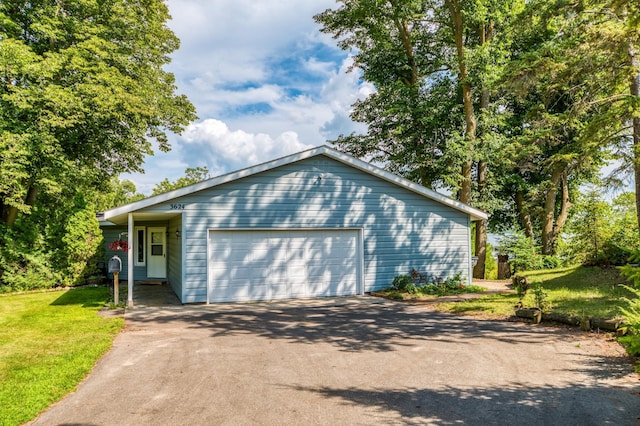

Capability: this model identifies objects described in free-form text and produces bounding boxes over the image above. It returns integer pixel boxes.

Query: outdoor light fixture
[175,228,181,239]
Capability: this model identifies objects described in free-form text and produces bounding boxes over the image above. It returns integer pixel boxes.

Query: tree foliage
[0,0,196,224]
[59,196,103,286]
[151,166,212,196]
[498,0,639,254]
[0,0,196,290]
[92,178,146,212]
[563,191,640,265]
[315,0,523,278]
[316,0,640,268]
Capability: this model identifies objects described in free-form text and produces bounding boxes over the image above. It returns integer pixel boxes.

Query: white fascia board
[101,145,488,222]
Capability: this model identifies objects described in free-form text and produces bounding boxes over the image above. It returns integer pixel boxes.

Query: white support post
[128,213,134,308]
[468,217,473,285]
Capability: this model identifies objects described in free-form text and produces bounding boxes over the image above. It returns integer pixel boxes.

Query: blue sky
[122,0,372,194]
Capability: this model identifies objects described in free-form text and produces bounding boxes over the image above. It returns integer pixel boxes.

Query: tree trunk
[472,22,492,279]
[541,167,563,255]
[4,205,18,227]
[515,190,534,238]
[459,161,473,204]
[474,156,488,278]
[2,185,38,227]
[393,16,418,86]
[446,0,475,205]
[629,41,640,235]
[552,172,571,242]
[473,218,487,278]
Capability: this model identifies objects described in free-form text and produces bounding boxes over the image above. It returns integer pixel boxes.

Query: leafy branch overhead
[0,0,196,290]
[315,0,640,274]
[0,0,197,226]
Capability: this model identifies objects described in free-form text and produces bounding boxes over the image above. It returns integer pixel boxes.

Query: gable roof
[101,145,488,222]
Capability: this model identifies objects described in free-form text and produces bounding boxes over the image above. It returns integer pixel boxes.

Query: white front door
[147,227,166,278]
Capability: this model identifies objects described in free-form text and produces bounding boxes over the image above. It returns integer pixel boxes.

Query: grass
[0,286,124,425]
[435,265,634,320]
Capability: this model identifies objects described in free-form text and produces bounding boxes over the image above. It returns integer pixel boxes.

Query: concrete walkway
[29,295,640,425]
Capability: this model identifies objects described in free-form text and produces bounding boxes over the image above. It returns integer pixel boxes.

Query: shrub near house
[0,196,103,292]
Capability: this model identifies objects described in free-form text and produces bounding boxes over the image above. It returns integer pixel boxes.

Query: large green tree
[315,0,459,189]
[499,0,639,253]
[315,0,521,278]
[0,0,195,290]
[0,0,196,225]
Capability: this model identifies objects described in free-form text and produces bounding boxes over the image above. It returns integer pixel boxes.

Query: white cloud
[166,0,338,86]
[122,1,372,195]
[319,57,373,139]
[182,119,315,172]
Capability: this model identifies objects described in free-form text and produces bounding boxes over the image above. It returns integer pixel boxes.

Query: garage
[99,145,488,305]
[207,229,361,302]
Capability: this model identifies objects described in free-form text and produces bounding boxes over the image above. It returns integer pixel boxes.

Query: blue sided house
[98,145,487,305]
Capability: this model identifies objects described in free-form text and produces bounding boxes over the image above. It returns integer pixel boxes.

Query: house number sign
[170,203,185,210]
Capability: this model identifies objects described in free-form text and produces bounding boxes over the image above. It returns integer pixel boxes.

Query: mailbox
[108,255,122,273]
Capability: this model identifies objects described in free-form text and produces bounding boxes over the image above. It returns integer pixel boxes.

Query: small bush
[620,251,640,288]
[619,285,640,335]
[541,255,562,270]
[417,284,440,295]
[497,232,539,272]
[532,284,551,311]
[617,285,640,370]
[512,275,530,301]
[391,275,413,292]
[387,271,481,297]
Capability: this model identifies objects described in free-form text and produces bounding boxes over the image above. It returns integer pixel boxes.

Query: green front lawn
[436,266,634,320]
[0,286,123,425]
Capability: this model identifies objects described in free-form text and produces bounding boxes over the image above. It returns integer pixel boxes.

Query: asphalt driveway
[29,296,640,425]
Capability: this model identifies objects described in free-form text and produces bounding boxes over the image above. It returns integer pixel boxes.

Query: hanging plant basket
[109,239,129,252]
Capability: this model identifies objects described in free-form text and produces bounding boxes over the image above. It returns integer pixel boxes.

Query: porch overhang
[100,211,182,308]
[102,211,182,226]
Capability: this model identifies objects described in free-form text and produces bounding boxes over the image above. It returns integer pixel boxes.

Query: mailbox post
[108,255,122,305]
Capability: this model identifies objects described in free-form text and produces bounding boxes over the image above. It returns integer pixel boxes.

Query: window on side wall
[134,226,146,266]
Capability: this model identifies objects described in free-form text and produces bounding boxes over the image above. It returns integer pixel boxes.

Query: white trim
[467,216,473,284]
[127,214,134,308]
[358,229,365,295]
[180,212,186,304]
[101,146,488,222]
[206,229,211,304]
[206,227,364,303]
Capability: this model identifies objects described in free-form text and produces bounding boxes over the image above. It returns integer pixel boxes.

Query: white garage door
[208,230,360,302]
